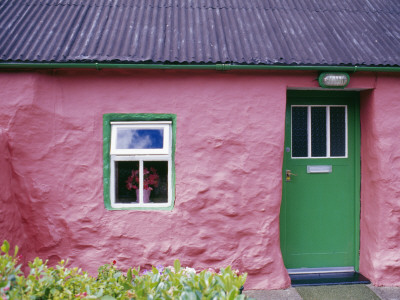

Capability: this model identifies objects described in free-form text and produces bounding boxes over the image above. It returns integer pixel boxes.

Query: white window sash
[110,155,172,208]
[110,122,171,155]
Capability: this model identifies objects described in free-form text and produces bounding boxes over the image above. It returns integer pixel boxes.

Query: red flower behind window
[126,167,159,191]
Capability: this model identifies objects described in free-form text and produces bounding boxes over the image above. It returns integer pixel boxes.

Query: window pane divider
[327,106,331,157]
[139,160,143,204]
[307,106,311,158]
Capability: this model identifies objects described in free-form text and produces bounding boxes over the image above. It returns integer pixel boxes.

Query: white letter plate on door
[307,165,332,173]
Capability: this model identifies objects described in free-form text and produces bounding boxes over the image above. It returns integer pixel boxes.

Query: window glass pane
[311,107,327,157]
[330,107,346,157]
[292,107,308,157]
[143,161,168,203]
[115,161,139,203]
[116,128,164,149]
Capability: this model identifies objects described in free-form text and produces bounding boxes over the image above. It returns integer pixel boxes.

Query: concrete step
[244,284,400,300]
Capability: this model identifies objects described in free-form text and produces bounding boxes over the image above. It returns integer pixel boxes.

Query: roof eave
[0,62,399,72]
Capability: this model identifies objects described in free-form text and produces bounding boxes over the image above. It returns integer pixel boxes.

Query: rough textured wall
[0,73,39,266]
[0,69,295,289]
[0,69,398,289]
[0,129,28,257]
[360,74,400,286]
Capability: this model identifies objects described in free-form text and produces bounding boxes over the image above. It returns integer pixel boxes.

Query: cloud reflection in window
[117,129,163,149]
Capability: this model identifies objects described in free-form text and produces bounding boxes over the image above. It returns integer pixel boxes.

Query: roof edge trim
[0,63,400,72]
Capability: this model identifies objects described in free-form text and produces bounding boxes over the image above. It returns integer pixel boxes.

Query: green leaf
[174,259,181,273]
[215,276,224,287]
[121,282,134,291]
[195,290,203,299]
[133,267,140,276]
[94,287,104,297]
[127,268,133,282]
[1,240,10,254]
[113,271,122,279]
[180,291,197,300]
[13,245,19,257]
[227,290,236,300]
[100,296,116,300]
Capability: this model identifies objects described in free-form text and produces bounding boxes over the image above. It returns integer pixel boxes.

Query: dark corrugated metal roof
[0,0,399,66]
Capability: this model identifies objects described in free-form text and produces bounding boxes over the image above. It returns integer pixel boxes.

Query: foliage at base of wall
[0,241,248,300]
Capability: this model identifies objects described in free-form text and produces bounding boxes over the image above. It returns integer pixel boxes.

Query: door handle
[286,170,297,182]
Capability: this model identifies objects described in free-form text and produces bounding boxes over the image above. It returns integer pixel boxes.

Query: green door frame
[280,90,361,271]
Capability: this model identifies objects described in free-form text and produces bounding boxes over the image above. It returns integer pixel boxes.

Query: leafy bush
[0,240,248,299]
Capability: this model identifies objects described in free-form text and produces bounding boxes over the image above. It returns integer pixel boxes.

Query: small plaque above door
[307,165,332,173]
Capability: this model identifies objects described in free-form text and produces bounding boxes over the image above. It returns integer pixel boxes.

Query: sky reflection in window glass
[117,128,163,149]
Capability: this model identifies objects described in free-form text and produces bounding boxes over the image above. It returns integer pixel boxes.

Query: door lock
[286,170,297,182]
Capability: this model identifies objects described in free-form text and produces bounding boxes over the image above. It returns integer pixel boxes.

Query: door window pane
[290,105,347,159]
[292,107,308,157]
[311,107,327,157]
[330,107,346,157]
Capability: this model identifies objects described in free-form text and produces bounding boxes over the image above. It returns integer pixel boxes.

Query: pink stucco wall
[0,69,399,289]
[0,129,30,258]
[359,74,400,286]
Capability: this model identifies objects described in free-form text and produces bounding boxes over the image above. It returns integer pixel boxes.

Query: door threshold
[289,269,370,287]
[288,267,354,275]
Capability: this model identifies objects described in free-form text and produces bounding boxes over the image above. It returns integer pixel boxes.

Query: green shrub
[0,241,248,299]
[0,240,24,299]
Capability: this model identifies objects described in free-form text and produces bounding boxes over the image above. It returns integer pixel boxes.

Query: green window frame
[103,113,176,210]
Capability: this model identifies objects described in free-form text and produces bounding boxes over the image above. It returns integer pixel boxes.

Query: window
[292,105,347,158]
[103,114,176,210]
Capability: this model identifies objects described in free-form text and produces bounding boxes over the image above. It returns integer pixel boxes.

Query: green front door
[280,91,360,271]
